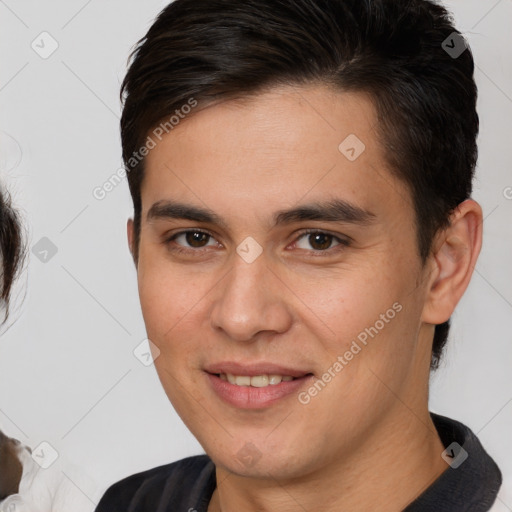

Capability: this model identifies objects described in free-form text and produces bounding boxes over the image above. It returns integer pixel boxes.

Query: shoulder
[94,455,215,512]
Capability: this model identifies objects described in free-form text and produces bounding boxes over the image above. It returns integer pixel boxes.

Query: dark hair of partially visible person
[0,185,25,324]
[119,0,479,370]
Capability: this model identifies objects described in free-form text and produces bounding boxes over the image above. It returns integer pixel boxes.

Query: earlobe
[421,199,483,325]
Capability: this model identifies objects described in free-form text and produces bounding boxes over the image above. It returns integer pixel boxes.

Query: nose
[209,252,293,342]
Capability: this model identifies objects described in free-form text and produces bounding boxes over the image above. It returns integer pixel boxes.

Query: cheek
[294,256,422,392]
[287,263,404,343]
[136,255,219,398]
[137,260,211,408]
[137,252,205,338]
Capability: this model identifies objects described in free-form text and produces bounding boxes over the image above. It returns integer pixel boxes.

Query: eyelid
[293,228,352,243]
[165,228,221,248]
[291,228,351,253]
[165,228,351,256]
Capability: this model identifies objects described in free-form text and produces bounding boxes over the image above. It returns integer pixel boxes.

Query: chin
[204,432,316,481]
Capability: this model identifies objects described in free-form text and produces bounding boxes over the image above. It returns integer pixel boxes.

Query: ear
[127,218,137,266]
[421,199,483,325]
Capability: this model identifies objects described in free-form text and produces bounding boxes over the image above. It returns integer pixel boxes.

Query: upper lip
[204,361,312,378]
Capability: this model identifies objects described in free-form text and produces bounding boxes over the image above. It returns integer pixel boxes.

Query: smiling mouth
[211,373,313,388]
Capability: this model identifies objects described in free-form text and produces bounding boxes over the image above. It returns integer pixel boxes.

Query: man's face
[132,85,435,479]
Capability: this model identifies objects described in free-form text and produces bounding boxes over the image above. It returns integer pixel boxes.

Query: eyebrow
[147,198,376,229]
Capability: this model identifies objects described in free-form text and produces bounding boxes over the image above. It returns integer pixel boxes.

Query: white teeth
[251,375,269,387]
[235,375,251,386]
[222,373,297,387]
[269,374,282,385]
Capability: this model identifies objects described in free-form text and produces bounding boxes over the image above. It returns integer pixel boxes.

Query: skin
[0,431,23,499]
[127,84,483,511]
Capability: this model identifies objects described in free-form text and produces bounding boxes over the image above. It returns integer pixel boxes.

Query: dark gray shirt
[95,413,502,511]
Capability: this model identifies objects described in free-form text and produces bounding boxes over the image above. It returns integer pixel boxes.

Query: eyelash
[163,229,351,257]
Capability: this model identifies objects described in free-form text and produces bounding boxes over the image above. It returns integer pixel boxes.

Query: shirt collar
[404,412,502,511]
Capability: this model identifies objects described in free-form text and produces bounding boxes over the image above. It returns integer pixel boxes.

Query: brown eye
[293,230,351,255]
[167,230,218,252]
[184,231,211,247]
[308,232,334,250]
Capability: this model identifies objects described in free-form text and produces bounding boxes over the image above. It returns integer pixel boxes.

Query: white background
[0,0,511,509]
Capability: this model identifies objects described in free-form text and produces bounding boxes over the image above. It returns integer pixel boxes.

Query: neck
[209,407,447,512]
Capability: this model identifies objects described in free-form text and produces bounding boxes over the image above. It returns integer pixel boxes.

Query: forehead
[141,84,413,226]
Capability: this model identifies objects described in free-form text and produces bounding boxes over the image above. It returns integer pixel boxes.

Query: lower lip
[206,373,313,409]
